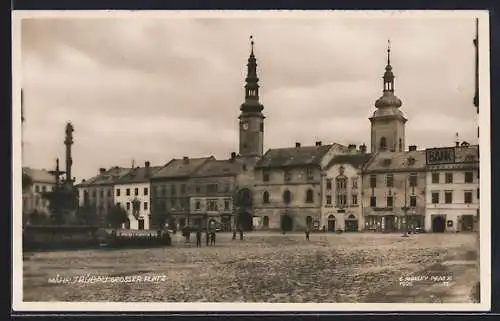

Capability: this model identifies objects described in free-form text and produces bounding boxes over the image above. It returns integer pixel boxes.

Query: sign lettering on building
[426,148,455,165]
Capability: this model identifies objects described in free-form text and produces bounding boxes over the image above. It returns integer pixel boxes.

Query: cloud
[19,13,479,180]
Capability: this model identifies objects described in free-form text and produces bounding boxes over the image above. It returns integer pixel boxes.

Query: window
[432,173,440,184]
[351,194,358,206]
[263,171,270,182]
[445,173,453,184]
[284,170,292,182]
[445,191,453,204]
[35,185,39,193]
[386,174,394,187]
[306,168,314,181]
[126,202,130,210]
[465,172,474,183]
[180,184,186,194]
[224,199,230,211]
[143,187,148,196]
[306,189,314,203]
[464,191,473,204]
[432,192,440,204]
[477,188,480,199]
[352,178,358,189]
[263,191,270,203]
[42,185,47,192]
[326,195,332,205]
[283,190,291,204]
[409,173,418,187]
[336,177,347,190]
[116,189,121,197]
[144,202,148,210]
[380,137,387,150]
[370,175,377,188]
[387,196,393,208]
[195,200,201,210]
[207,199,218,211]
[100,189,104,198]
[326,179,332,190]
[410,195,417,207]
[337,194,347,207]
[134,188,139,196]
[370,196,377,207]
[126,188,130,196]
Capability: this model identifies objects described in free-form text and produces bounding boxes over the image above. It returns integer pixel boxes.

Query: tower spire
[383,39,395,93]
[387,39,391,66]
[240,35,263,113]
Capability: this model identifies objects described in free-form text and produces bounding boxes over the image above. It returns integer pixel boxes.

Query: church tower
[370,41,407,153]
[239,35,265,161]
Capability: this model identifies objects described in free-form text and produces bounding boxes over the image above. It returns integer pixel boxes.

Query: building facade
[250,142,349,231]
[362,147,426,232]
[425,145,479,232]
[321,149,372,232]
[113,162,161,230]
[76,166,132,225]
[150,157,214,230]
[188,156,239,231]
[22,167,56,216]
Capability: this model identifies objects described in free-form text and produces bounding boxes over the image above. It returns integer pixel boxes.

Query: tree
[131,198,141,220]
[76,203,99,226]
[106,204,128,228]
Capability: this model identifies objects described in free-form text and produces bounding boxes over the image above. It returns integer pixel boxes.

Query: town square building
[22,167,56,216]
[113,162,162,230]
[321,148,372,232]
[424,144,479,232]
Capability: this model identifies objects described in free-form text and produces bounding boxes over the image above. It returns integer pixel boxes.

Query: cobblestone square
[23,232,479,303]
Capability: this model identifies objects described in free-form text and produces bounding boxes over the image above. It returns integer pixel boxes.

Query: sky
[19,12,480,182]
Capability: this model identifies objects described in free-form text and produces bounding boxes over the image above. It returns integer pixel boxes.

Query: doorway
[138,219,145,230]
[327,215,336,232]
[345,215,359,232]
[281,214,293,232]
[432,215,446,233]
[461,215,474,232]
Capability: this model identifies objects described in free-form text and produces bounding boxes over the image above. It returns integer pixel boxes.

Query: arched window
[283,190,291,204]
[380,137,387,150]
[263,191,270,204]
[306,189,314,203]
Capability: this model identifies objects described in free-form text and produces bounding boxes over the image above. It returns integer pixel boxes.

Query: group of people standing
[195,230,216,247]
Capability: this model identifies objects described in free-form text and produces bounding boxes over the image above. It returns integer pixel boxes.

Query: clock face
[242,122,249,130]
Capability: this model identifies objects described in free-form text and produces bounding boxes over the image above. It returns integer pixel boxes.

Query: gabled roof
[364,150,427,173]
[114,165,163,185]
[255,144,336,169]
[22,167,56,184]
[325,153,373,170]
[152,156,214,179]
[192,159,240,178]
[76,167,132,187]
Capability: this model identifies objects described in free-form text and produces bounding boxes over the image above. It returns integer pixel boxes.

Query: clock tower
[239,35,265,159]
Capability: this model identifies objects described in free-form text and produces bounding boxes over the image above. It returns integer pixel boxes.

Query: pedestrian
[232,230,236,240]
[196,230,202,247]
[206,230,210,246]
[239,229,243,240]
[305,228,310,241]
[210,232,216,246]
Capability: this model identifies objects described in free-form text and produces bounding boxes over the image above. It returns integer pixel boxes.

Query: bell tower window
[380,137,387,150]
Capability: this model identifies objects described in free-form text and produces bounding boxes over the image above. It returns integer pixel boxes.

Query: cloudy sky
[19,12,479,181]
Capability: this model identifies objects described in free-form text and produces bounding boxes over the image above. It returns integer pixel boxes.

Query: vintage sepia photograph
[12,10,490,311]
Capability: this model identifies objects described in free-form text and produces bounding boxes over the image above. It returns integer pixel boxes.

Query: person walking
[305,228,310,241]
[239,228,244,240]
[205,230,210,246]
[196,230,202,247]
[210,232,216,246]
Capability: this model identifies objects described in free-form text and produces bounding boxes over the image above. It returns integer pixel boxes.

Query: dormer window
[382,158,392,166]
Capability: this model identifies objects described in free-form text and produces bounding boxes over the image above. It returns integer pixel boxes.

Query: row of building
[23,37,479,233]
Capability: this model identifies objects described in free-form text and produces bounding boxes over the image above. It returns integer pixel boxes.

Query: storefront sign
[426,147,455,165]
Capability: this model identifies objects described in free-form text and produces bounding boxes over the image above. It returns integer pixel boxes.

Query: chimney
[99,168,106,174]
[295,142,301,148]
[455,141,460,147]
[183,156,189,164]
[145,161,150,168]
[359,144,367,154]
[315,141,322,146]
[230,152,236,161]
[408,145,417,152]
